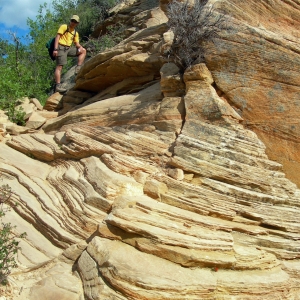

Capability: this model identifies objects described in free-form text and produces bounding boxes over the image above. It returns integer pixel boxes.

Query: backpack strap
[63,26,77,42]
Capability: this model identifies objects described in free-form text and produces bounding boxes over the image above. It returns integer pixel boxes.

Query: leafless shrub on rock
[166,0,228,70]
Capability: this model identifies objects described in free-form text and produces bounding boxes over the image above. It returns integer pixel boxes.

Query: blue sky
[0,0,53,42]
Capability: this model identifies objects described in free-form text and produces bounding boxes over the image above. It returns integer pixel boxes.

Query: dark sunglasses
[71,19,79,23]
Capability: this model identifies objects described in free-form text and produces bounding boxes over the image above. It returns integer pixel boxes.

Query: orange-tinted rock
[204,0,300,186]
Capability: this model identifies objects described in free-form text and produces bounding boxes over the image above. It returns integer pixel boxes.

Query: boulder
[16,103,36,120]
[43,93,63,111]
[30,98,43,111]
[26,112,47,129]
[160,62,185,97]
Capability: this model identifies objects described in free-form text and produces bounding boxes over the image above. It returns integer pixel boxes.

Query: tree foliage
[0,0,120,117]
[0,36,29,124]
[166,0,227,70]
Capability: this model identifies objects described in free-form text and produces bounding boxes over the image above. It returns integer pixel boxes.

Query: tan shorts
[56,44,78,66]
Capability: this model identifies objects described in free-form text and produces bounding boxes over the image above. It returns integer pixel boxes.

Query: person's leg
[74,47,87,75]
[54,65,67,92]
[55,46,68,93]
[77,47,86,66]
[55,65,63,84]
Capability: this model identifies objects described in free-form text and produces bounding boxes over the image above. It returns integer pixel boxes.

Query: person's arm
[53,34,61,57]
[74,41,83,53]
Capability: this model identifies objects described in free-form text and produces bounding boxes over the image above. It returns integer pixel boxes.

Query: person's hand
[53,50,58,57]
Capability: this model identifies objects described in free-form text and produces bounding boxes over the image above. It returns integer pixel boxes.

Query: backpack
[45,27,77,61]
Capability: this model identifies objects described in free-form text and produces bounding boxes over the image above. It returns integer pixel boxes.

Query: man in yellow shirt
[53,15,86,93]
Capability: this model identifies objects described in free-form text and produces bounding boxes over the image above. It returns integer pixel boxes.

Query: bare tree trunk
[9,32,21,79]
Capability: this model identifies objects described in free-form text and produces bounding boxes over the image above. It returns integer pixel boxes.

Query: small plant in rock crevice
[166,0,228,71]
[2,101,26,126]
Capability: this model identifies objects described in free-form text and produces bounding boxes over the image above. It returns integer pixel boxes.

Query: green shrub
[0,183,26,285]
[85,24,124,56]
[0,99,26,126]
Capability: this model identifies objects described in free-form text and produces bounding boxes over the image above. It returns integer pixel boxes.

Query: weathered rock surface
[202,0,300,187]
[0,97,52,142]
[1,0,300,299]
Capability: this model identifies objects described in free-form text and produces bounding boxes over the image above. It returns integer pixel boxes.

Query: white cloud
[0,0,53,28]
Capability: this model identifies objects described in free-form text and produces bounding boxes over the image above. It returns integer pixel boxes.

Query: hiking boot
[55,83,67,93]
[75,65,82,75]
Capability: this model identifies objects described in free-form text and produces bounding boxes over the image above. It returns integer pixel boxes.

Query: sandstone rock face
[74,0,168,94]
[203,0,300,187]
[1,0,300,299]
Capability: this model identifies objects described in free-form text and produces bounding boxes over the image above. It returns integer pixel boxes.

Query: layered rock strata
[1,0,300,299]
[2,62,300,299]
[202,0,300,186]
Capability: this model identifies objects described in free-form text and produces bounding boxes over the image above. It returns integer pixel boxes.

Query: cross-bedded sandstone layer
[1,0,300,299]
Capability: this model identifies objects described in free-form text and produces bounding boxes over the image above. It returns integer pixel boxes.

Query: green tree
[74,0,118,38]
[0,37,27,124]
[0,0,122,122]
[27,3,60,103]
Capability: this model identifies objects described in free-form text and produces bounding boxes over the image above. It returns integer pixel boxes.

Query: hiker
[53,15,86,93]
